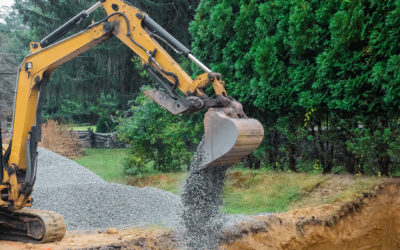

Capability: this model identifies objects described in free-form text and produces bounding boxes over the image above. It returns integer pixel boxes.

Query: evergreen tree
[190,0,400,175]
[6,0,199,126]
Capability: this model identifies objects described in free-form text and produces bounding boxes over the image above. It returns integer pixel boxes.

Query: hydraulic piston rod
[39,1,102,48]
[188,54,212,73]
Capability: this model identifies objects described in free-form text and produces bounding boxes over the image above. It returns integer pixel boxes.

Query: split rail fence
[75,130,127,149]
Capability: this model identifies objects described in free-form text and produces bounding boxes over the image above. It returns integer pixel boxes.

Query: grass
[69,125,96,132]
[222,169,327,214]
[125,169,382,214]
[75,148,128,182]
[324,176,381,203]
[127,173,187,194]
[75,149,383,214]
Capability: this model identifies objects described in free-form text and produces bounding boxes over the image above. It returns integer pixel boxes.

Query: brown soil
[0,228,179,250]
[127,174,180,187]
[221,178,400,249]
[0,179,399,250]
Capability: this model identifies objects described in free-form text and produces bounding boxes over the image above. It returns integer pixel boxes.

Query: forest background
[0,0,399,176]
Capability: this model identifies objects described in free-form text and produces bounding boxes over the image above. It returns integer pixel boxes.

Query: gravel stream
[180,139,230,249]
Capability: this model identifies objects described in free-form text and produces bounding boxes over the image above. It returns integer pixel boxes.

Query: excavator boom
[1,0,264,242]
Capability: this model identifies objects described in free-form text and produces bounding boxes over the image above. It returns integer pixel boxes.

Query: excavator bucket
[200,108,264,169]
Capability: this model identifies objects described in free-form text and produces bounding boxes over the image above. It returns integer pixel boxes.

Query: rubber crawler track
[0,208,66,243]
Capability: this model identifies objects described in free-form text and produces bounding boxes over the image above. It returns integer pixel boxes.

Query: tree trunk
[288,143,297,172]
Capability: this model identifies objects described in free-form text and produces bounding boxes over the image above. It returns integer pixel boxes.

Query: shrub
[96,114,116,133]
[39,120,83,159]
[95,92,118,133]
[346,124,400,176]
[118,91,202,176]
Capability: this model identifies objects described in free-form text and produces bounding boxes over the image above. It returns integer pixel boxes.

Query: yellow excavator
[0,0,264,243]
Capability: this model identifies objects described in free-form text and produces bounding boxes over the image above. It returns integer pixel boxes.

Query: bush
[118,91,202,176]
[96,114,116,133]
[346,124,400,176]
[95,92,118,133]
[39,120,83,159]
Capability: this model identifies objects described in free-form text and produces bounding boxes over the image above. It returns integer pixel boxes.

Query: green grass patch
[69,125,96,132]
[127,173,187,194]
[75,148,128,182]
[222,169,327,214]
[74,151,382,214]
[325,175,381,204]
[124,168,329,214]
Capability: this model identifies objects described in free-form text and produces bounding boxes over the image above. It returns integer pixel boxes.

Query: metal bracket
[144,89,190,115]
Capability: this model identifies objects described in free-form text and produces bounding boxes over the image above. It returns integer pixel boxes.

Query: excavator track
[0,208,66,243]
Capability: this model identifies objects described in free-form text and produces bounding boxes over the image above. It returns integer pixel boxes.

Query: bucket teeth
[201,108,264,169]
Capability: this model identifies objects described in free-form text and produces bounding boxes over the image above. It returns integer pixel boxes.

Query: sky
[0,0,14,23]
[1,0,14,8]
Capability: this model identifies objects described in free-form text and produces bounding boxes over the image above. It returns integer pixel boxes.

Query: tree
[6,0,199,123]
[190,0,400,175]
[0,21,18,126]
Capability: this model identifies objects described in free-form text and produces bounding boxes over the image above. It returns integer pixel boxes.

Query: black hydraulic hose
[145,65,178,100]
[40,11,88,48]
[3,142,11,166]
[141,15,191,57]
[87,12,148,54]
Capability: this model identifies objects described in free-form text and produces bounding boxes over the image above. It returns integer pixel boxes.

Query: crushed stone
[180,139,229,250]
[32,147,268,246]
[35,148,105,188]
[33,148,182,230]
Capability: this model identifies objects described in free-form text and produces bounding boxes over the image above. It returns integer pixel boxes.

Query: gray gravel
[32,148,262,239]
[35,148,105,188]
[180,139,229,249]
[33,148,182,230]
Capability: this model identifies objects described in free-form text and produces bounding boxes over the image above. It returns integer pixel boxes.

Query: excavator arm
[0,0,264,243]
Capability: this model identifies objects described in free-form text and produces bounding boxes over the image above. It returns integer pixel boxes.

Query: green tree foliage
[5,0,199,124]
[0,24,11,53]
[95,92,118,133]
[190,0,400,175]
[118,90,202,175]
[0,22,16,124]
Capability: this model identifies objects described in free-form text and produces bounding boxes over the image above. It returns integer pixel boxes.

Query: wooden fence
[75,130,127,149]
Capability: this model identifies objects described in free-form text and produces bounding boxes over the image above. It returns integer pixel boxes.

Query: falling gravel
[33,148,182,230]
[180,139,230,250]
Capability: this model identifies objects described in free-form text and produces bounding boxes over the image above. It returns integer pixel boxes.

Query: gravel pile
[34,148,105,188]
[32,148,182,230]
[32,147,259,247]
